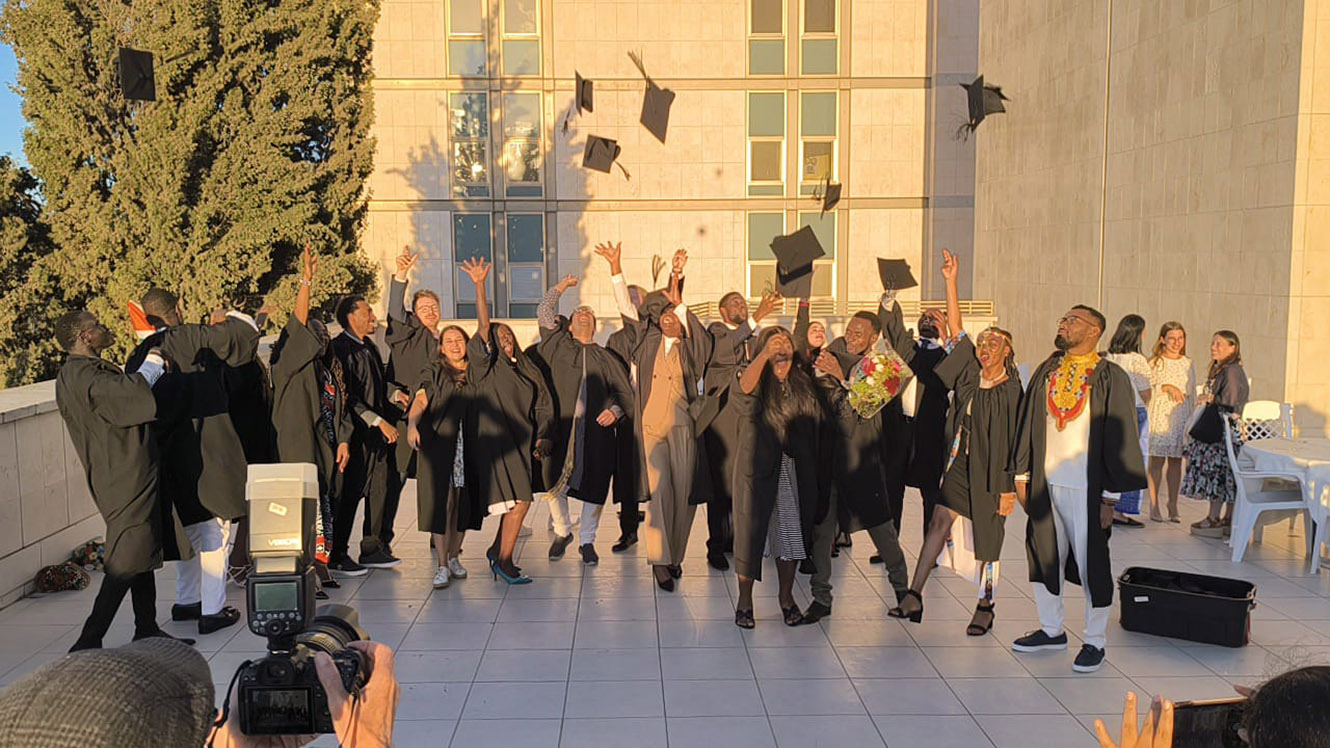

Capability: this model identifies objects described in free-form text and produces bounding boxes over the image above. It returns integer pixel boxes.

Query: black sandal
[966,601,995,636]
[887,589,924,623]
[735,608,755,629]
[782,604,805,627]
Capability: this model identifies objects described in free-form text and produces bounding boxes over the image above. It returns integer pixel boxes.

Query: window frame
[452,213,495,318]
[747,0,786,76]
[745,211,837,300]
[504,213,546,318]
[798,90,838,195]
[799,0,839,76]
[500,0,541,76]
[448,91,492,198]
[446,0,488,77]
[500,91,543,197]
[746,91,786,197]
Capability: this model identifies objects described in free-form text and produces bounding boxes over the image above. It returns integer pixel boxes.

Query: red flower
[862,359,877,375]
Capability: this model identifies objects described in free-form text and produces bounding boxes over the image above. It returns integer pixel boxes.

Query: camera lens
[296,604,368,656]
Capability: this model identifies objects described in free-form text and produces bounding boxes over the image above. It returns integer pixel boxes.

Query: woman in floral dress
[1146,322,1194,522]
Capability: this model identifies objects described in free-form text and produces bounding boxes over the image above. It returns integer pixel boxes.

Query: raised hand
[941,248,958,282]
[671,248,688,275]
[755,290,781,321]
[762,333,794,360]
[395,245,419,279]
[301,245,317,283]
[593,242,623,274]
[460,257,491,285]
[556,274,579,292]
[814,351,845,380]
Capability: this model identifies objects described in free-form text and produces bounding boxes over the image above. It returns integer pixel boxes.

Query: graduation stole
[1046,351,1099,431]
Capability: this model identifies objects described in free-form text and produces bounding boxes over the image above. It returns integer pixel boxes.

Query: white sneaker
[432,565,451,589]
[447,557,468,579]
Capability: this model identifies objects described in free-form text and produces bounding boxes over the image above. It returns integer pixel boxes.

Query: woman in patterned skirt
[1146,322,1194,522]
[1181,331,1248,536]
[732,327,827,628]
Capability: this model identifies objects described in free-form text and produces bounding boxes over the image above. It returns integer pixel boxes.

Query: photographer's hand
[315,641,400,748]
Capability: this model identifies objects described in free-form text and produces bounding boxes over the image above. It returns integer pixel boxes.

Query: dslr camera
[233,464,370,736]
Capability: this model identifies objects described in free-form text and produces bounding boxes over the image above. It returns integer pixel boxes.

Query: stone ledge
[0,381,58,425]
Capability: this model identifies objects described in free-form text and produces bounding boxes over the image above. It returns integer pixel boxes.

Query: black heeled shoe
[735,608,755,629]
[667,565,682,579]
[887,589,924,623]
[654,566,675,592]
[966,601,995,636]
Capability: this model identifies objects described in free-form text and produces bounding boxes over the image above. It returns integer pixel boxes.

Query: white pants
[549,494,603,547]
[1033,485,1112,649]
[176,519,228,616]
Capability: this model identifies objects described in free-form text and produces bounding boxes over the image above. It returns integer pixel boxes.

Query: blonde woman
[1146,322,1194,522]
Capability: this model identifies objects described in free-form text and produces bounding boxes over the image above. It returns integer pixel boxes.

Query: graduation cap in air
[628,51,676,144]
[118,48,156,102]
[814,178,842,216]
[956,75,1008,140]
[582,135,631,179]
[576,72,594,114]
[877,258,918,291]
[771,225,826,298]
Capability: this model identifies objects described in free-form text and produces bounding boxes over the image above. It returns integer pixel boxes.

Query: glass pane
[751,0,783,34]
[748,213,784,261]
[508,264,544,300]
[449,93,489,138]
[811,263,833,296]
[455,302,495,318]
[750,141,782,182]
[749,264,776,297]
[450,0,483,34]
[748,184,783,196]
[502,40,540,75]
[801,39,837,74]
[798,211,835,258]
[747,92,785,137]
[506,185,542,197]
[506,215,544,263]
[748,40,785,75]
[453,214,492,261]
[452,141,488,188]
[503,93,541,138]
[503,139,541,184]
[805,0,835,33]
[504,0,538,34]
[802,141,833,181]
[448,40,486,76]
[801,92,837,136]
[508,303,539,318]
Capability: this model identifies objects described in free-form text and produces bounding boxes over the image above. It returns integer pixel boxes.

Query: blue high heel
[492,560,532,585]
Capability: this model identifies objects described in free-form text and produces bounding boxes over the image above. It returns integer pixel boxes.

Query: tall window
[502,0,540,75]
[748,0,784,75]
[506,214,545,318]
[746,212,785,297]
[747,92,785,197]
[501,93,542,197]
[450,93,490,197]
[453,214,493,318]
[800,0,837,75]
[800,91,837,195]
[448,0,486,77]
[797,211,835,297]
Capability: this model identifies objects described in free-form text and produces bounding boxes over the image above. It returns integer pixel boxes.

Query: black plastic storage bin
[1118,567,1256,648]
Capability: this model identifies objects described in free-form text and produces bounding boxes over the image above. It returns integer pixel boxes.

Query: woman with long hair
[1104,314,1152,527]
[406,325,478,590]
[1181,330,1248,536]
[1146,322,1194,522]
[460,258,556,584]
[732,326,826,628]
[888,250,1023,635]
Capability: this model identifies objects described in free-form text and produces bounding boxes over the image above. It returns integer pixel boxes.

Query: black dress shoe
[869,554,884,564]
[611,533,638,552]
[322,578,341,589]
[549,533,575,559]
[580,544,599,565]
[707,552,730,571]
[199,606,241,635]
[171,602,202,621]
[801,601,832,624]
[316,589,330,600]
[133,629,196,646]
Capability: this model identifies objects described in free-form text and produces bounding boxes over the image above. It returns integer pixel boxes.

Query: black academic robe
[934,336,1023,562]
[331,332,401,452]
[466,330,557,510]
[537,319,634,505]
[1010,353,1147,607]
[414,363,481,534]
[127,318,261,524]
[731,380,826,581]
[224,357,275,464]
[269,317,354,493]
[56,355,188,577]
[606,328,645,505]
[385,278,438,478]
[702,320,758,505]
[615,309,715,504]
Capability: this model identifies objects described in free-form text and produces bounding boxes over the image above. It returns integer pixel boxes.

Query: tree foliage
[0,156,60,387]
[1,0,380,378]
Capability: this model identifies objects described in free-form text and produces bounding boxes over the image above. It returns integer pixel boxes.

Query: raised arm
[461,257,492,340]
[794,299,812,355]
[596,241,640,323]
[389,246,417,324]
[941,248,962,337]
[294,246,315,325]
[739,343,774,395]
[538,275,578,332]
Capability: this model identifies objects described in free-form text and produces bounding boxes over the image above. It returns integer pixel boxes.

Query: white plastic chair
[1224,413,1317,567]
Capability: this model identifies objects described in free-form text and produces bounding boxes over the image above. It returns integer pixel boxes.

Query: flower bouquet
[846,347,914,419]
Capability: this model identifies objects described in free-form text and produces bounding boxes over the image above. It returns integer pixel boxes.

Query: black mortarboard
[877,258,918,290]
[956,75,1008,139]
[576,71,593,114]
[582,135,631,179]
[628,51,675,144]
[820,180,842,216]
[118,48,155,102]
[771,225,825,297]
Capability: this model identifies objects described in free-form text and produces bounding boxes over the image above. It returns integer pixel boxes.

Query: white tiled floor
[2,486,1329,747]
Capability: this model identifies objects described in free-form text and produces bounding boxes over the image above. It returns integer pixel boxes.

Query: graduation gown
[934,336,1023,561]
[536,319,634,505]
[385,278,438,478]
[127,318,261,524]
[606,327,645,505]
[466,329,557,510]
[1011,353,1148,607]
[331,332,401,453]
[730,380,826,581]
[414,363,482,533]
[821,345,902,534]
[224,357,276,464]
[269,317,354,492]
[702,320,757,505]
[55,355,187,577]
[615,310,715,505]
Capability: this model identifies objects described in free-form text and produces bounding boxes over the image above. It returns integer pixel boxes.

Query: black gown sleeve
[794,303,812,358]
[1098,365,1149,495]
[87,369,159,427]
[880,301,914,363]
[161,318,261,369]
[935,335,978,392]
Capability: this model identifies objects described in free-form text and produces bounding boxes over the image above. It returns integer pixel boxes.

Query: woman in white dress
[1105,315,1152,527]
[1146,322,1194,522]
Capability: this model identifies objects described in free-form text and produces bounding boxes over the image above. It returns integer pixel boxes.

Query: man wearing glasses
[1008,305,1147,673]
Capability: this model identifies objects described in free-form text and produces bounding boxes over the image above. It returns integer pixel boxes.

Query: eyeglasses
[1059,315,1095,327]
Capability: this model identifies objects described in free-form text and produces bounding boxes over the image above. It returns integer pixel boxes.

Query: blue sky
[0,42,26,166]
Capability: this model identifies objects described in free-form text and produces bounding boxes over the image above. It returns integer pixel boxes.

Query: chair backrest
[1242,400,1281,421]
[1236,403,1288,441]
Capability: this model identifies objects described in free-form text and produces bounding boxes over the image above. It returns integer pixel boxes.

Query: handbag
[1188,403,1225,444]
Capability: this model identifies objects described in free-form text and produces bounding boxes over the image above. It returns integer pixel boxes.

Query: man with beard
[1009,305,1146,673]
[700,289,780,571]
